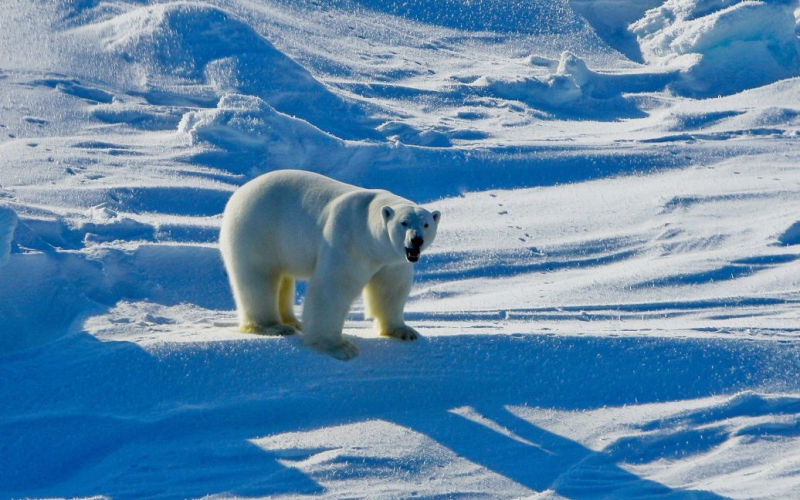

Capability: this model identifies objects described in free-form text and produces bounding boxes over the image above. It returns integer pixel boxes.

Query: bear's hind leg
[279,276,302,331]
[231,268,295,336]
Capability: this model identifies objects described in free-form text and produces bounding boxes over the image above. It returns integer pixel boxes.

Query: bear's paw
[241,322,298,336]
[382,325,420,341]
[282,319,303,331]
[307,338,360,361]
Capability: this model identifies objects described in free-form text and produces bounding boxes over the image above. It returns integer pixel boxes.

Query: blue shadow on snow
[3,328,798,497]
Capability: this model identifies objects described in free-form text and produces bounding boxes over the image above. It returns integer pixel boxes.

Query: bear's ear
[382,205,395,222]
[432,210,441,223]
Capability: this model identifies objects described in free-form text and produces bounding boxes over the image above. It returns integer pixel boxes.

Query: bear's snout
[411,236,424,248]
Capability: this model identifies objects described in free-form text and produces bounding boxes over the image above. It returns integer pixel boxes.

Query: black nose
[411,236,424,248]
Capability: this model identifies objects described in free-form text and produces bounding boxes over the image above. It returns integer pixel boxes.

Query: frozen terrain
[2,0,800,498]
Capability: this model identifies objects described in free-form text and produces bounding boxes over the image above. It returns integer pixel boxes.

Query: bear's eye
[424,223,429,228]
[401,221,408,226]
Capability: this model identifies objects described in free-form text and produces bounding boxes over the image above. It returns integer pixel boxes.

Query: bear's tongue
[405,247,420,263]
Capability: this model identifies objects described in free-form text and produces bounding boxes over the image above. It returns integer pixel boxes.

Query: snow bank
[72,2,376,139]
[631,0,800,97]
[0,206,17,268]
[642,76,800,138]
[0,241,230,352]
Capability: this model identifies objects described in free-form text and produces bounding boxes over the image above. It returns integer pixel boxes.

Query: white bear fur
[219,170,440,360]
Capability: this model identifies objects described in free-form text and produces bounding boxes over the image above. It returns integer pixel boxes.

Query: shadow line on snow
[189,144,691,205]
[394,406,724,498]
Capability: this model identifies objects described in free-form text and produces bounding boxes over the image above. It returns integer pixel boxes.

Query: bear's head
[382,204,441,263]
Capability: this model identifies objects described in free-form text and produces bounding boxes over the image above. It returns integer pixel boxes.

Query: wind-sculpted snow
[477,51,674,119]
[71,2,377,139]
[179,93,346,174]
[3,0,800,497]
[631,0,800,97]
[568,0,663,62]
[178,93,419,176]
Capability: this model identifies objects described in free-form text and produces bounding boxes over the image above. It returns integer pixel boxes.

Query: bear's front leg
[302,256,369,361]
[363,263,420,341]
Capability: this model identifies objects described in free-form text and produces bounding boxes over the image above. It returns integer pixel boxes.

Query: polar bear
[219,170,440,360]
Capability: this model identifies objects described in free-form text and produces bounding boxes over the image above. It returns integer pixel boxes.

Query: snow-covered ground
[2,0,800,498]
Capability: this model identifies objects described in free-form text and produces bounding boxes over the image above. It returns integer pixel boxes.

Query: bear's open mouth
[405,247,421,263]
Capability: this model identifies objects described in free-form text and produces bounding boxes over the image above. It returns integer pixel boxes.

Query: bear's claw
[383,325,420,341]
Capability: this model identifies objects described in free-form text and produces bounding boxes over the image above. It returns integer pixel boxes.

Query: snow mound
[377,121,451,148]
[74,204,155,244]
[631,0,800,97]
[0,206,17,268]
[478,52,671,118]
[72,2,376,139]
[479,53,598,113]
[179,93,346,174]
[179,94,416,178]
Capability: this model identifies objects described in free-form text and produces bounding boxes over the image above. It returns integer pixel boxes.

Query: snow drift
[178,93,345,174]
[179,93,413,175]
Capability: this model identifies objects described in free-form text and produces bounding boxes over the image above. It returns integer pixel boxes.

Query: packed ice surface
[2,0,800,498]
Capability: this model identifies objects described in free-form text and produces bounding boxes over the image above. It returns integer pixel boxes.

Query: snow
[631,0,800,96]
[70,2,378,139]
[2,0,800,497]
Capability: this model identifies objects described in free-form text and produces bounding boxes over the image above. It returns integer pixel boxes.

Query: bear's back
[221,170,376,276]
